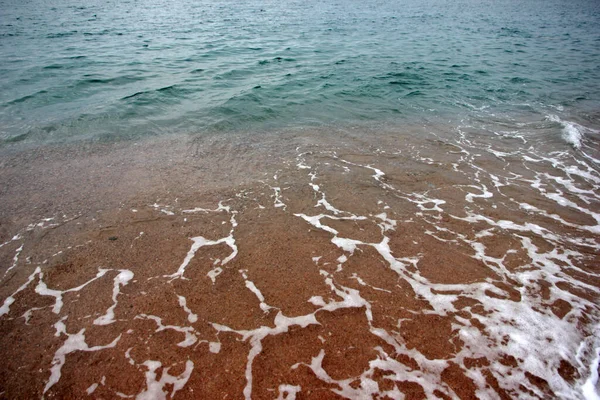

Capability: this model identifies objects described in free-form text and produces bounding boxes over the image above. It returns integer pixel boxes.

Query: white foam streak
[44,320,121,396]
[240,270,272,313]
[167,212,238,280]
[36,269,109,315]
[150,203,175,216]
[94,270,134,325]
[375,213,396,232]
[3,244,23,277]
[464,184,493,203]
[86,383,98,395]
[296,348,448,399]
[272,186,286,209]
[581,344,600,400]
[177,295,198,323]
[136,314,197,347]
[167,236,209,280]
[182,201,231,214]
[276,384,301,400]
[519,201,600,234]
[136,360,194,400]
[0,234,21,249]
[207,267,223,283]
[0,267,41,317]
[213,312,320,400]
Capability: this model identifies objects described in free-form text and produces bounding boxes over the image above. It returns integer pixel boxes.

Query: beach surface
[0,125,599,399]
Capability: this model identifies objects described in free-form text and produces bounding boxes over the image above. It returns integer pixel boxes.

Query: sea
[1,0,599,146]
[0,0,599,399]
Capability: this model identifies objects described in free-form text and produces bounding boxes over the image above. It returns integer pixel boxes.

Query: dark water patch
[83,30,111,36]
[2,132,30,144]
[121,85,194,105]
[75,75,146,87]
[389,80,411,86]
[509,77,533,84]
[43,64,64,70]
[499,27,533,38]
[6,90,49,105]
[122,91,146,100]
[375,71,426,84]
[46,31,78,38]
[405,90,424,97]
[258,57,297,65]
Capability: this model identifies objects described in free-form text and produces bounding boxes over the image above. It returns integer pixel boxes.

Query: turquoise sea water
[0,0,599,145]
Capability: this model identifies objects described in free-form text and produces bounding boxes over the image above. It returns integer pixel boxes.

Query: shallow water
[0,125,599,398]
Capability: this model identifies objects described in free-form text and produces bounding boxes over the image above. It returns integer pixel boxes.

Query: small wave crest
[548,114,586,149]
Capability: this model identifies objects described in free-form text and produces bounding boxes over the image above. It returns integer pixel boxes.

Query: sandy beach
[0,125,598,399]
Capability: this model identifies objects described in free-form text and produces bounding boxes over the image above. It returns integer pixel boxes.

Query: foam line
[213,312,320,400]
[453,212,598,249]
[167,211,238,280]
[581,339,600,400]
[272,186,286,209]
[0,234,21,249]
[343,158,448,213]
[94,270,134,325]
[183,201,231,214]
[374,213,396,233]
[26,217,58,232]
[136,360,194,400]
[211,264,405,399]
[177,295,198,323]
[240,270,272,313]
[276,384,301,400]
[44,320,121,396]
[207,267,223,283]
[167,234,237,280]
[150,203,175,216]
[0,267,41,317]
[293,151,600,397]
[3,244,24,277]
[136,314,197,347]
[464,184,494,203]
[350,273,391,293]
[36,269,109,315]
[308,180,348,215]
[519,201,600,234]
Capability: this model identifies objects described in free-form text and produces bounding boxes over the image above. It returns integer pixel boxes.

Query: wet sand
[0,125,599,399]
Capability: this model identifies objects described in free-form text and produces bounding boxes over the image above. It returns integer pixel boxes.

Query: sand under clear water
[0,122,599,399]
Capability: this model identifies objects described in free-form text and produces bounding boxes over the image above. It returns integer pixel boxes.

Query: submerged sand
[0,125,599,399]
